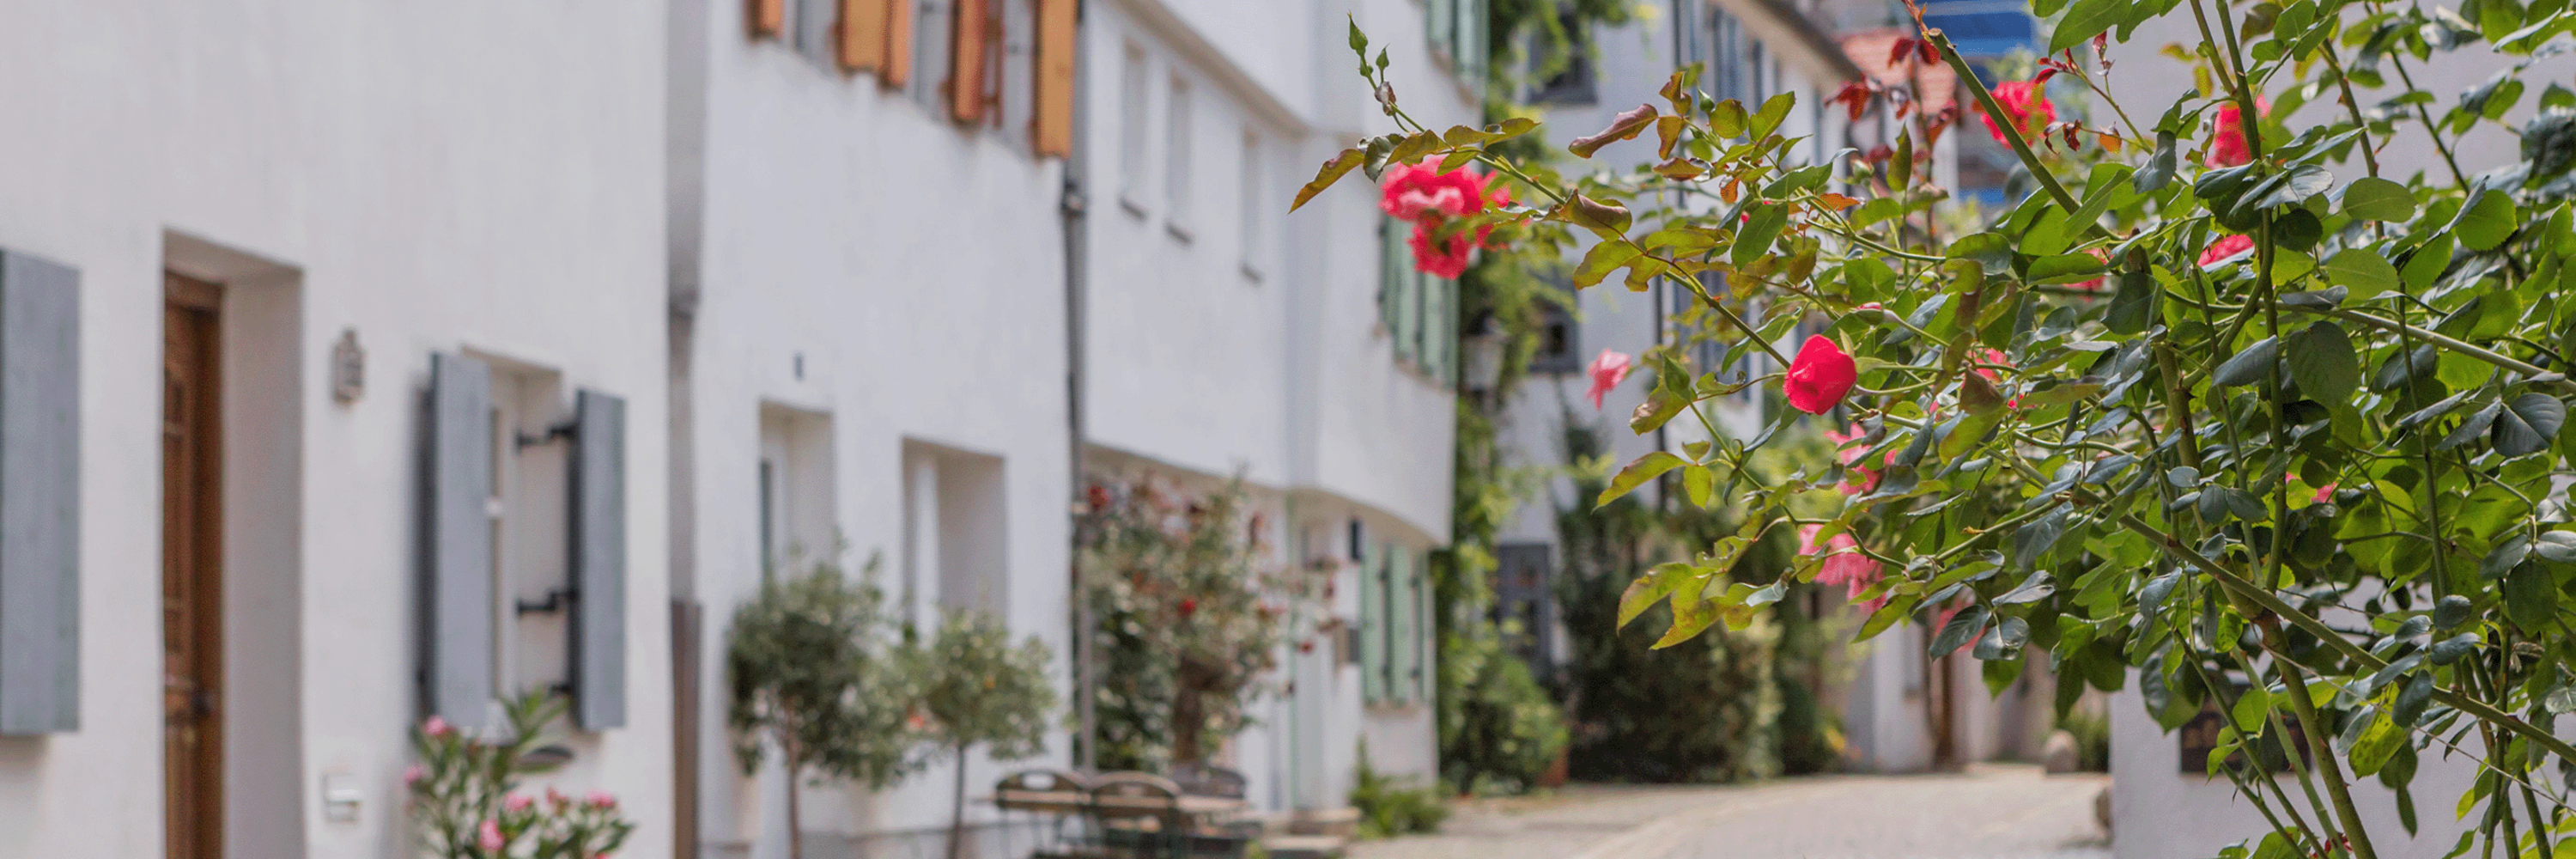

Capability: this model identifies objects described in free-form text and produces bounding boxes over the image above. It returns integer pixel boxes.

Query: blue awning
[1922,0,2037,57]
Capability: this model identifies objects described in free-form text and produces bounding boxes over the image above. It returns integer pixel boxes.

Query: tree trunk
[948,742,972,859]
[783,734,805,859]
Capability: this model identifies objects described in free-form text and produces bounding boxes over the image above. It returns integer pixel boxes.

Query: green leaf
[1617,563,1695,629]
[1572,241,1644,289]
[1710,99,1748,138]
[2053,0,2128,54]
[1683,464,1715,509]
[1929,603,1990,658]
[2251,164,2335,210]
[2347,710,2403,777]
[1291,148,1364,212]
[2213,337,2281,387]
[2322,248,2402,295]
[2251,832,2295,859]
[2451,189,2520,250]
[2011,506,2069,571]
[2232,686,2273,733]
[1596,452,1686,508]
[2493,393,2567,457]
[2107,263,2158,333]
[2029,253,2108,283]
[2134,132,2178,193]
[2287,322,2360,403]
[1651,598,1722,649]
[2340,176,2417,221]
[2505,563,2557,631]
[1750,91,1796,139]
[1734,202,1789,266]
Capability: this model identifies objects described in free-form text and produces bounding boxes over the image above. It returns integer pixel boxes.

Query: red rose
[1381,159,1509,277]
[2198,234,2255,267]
[1979,80,2056,145]
[2204,98,2269,168]
[1179,598,1198,618]
[1783,335,1857,414]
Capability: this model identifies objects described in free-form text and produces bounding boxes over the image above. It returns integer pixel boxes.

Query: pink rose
[1799,524,1886,612]
[2312,483,2336,503]
[403,764,424,786]
[1783,335,1857,414]
[1980,80,2056,145]
[504,793,533,813]
[586,790,617,810]
[1586,350,1634,410]
[478,819,505,851]
[2204,97,2270,167]
[1823,424,1885,496]
[422,716,453,739]
[2198,234,2255,268]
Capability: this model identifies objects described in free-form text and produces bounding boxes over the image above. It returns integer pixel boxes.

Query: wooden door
[163,273,223,859]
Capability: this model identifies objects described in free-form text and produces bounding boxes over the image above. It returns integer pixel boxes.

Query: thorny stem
[2272,650,2380,859]
[1926,31,2092,222]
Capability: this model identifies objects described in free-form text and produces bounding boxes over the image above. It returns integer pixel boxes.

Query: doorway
[163,272,224,859]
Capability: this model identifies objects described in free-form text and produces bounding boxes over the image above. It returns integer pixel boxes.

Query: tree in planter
[727,552,923,859]
[1079,476,1308,769]
[1303,6,2576,857]
[914,609,1058,859]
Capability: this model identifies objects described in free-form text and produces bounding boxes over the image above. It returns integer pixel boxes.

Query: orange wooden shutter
[1033,0,1078,156]
[839,0,890,73]
[883,0,914,89]
[749,0,784,38]
[948,0,992,124]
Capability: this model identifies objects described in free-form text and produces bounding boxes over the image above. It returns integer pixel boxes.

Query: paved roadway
[1347,765,2111,859]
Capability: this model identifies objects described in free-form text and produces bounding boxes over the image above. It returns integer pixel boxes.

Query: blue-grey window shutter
[0,249,78,735]
[425,351,495,730]
[569,388,627,729]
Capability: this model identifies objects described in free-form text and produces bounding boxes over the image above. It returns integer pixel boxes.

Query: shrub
[405,690,636,859]
[1349,746,1450,839]
[726,552,922,859]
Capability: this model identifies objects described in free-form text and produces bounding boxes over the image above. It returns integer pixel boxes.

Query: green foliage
[1349,746,1452,839]
[2056,704,2112,773]
[726,551,923,789]
[1314,3,2576,856]
[406,690,636,859]
[914,609,1058,761]
[1080,477,1307,768]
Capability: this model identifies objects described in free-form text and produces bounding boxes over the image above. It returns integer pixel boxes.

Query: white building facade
[0,3,674,858]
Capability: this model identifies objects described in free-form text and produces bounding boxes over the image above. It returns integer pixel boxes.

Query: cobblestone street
[1348,765,2111,859]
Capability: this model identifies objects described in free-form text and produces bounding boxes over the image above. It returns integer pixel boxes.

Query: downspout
[1061,0,1096,774]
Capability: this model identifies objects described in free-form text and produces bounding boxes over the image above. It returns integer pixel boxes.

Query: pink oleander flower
[504,793,533,813]
[403,764,425,786]
[2198,234,2255,267]
[422,716,453,739]
[1587,350,1634,410]
[1784,335,1857,414]
[1800,524,1886,612]
[2205,97,2270,167]
[586,790,617,810]
[1980,80,2057,145]
[1823,424,1885,496]
[478,819,506,851]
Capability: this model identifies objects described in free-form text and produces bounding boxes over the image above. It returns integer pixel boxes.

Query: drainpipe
[1060,0,1096,774]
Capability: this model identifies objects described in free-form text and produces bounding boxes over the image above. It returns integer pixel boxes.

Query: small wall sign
[331,328,364,404]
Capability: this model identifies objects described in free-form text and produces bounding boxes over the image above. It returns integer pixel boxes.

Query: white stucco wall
[0,3,672,858]
[673,0,1075,852]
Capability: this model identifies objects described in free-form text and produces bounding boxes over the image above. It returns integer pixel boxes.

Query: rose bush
[1300,3,2576,857]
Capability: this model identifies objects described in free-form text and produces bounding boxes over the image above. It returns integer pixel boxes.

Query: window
[901,441,1009,624]
[758,405,835,577]
[792,0,836,63]
[1529,289,1579,374]
[1425,0,1487,88]
[1119,43,1149,208]
[1240,131,1264,277]
[1165,75,1194,229]
[1530,9,1593,104]
[910,0,955,108]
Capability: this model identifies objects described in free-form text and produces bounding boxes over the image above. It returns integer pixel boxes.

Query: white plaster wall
[0,3,672,858]
[2109,679,2493,859]
[677,0,1076,852]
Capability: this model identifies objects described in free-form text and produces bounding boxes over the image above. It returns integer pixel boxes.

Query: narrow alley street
[1350,765,2111,859]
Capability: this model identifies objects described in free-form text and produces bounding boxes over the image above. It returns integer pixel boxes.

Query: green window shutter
[1431,276,1455,386]
[1359,544,1386,704]
[1379,217,1402,338]
[1394,248,1419,365]
[1428,0,1455,68]
[1388,550,1416,704]
[1464,0,1488,89]
[1410,551,1431,702]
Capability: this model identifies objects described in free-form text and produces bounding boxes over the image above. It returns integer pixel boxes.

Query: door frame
[163,271,225,859]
